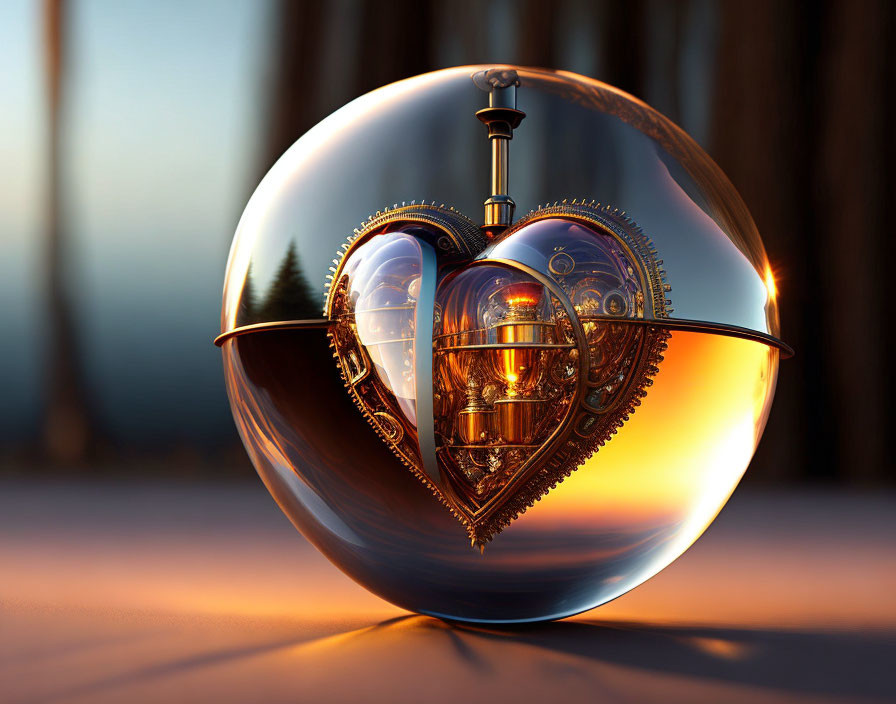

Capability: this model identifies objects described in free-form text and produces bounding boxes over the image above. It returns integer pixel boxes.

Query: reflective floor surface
[1,480,893,703]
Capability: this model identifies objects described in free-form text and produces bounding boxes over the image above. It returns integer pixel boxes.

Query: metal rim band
[214,317,793,358]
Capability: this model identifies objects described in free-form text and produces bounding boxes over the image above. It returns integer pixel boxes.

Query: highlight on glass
[216,66,790,623]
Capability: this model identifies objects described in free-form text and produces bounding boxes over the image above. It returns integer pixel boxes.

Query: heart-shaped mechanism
[325,200,671,548]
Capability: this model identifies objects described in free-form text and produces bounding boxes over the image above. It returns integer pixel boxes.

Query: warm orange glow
[500,282,543,309]
[688,636,754,660]
[764,264,777,301]
[505,296,538,307]
[516,331,778,526]
[493,282,545,397]
[504,369,519,396]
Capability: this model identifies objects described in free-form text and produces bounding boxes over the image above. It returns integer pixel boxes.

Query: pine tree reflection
[238,242,320,326]
[237,263,257,324]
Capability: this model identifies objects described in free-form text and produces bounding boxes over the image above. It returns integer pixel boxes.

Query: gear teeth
[322,200,488,541]
[516,200,671,319]
[323,199,672,550]
[326,201,482,316]
[461,203,673,545]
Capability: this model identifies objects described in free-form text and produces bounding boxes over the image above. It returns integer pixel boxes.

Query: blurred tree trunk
[262,0,438,175]
[712,0,894,483]
[261,0,327,175]
[814,0,893,482]
[519,0,559,68]
[257,0,894,484]
[353,0,436,97]
[42,0,94,464]
[710,0,817,482]
[599,0,646,98]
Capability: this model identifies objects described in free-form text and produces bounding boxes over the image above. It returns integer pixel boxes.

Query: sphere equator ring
[214,317,793,357]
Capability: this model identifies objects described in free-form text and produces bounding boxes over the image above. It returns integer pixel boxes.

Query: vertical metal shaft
[491,138,509,203]
[485,133,513,228]
[474,68,526,235]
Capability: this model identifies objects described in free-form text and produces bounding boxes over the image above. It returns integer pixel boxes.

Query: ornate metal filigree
[325,200,670,549]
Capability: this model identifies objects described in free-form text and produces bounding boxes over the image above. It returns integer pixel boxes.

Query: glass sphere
[219,66,783,623]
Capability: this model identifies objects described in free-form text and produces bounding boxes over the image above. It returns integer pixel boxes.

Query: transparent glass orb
[219,66,783,623]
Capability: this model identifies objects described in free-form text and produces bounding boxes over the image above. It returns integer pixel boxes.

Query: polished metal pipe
[491,138,508,198]
[474,68,526,233]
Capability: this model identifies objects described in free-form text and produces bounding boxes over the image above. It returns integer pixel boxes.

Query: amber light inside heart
[431,263,579,515]
[494,281,546,398]
[500,281,543,309]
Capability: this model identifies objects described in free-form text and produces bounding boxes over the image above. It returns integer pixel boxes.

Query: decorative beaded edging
[513,200,672,318]
[324,200,672,550]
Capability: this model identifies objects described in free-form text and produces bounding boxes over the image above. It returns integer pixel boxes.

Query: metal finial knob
[472,69,526,233]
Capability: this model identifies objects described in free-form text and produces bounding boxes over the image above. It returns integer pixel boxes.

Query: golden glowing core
[764,265,777,301]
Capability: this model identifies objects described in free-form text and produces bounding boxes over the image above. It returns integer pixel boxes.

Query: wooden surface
[1,480,894,703]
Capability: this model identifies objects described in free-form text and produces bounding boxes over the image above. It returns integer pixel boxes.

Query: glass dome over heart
[217,66,787,623]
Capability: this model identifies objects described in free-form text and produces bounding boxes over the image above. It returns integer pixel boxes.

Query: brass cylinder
[494,398,543,444]
[484,195,515,228]
[457,407,495,445]
[496,321,547,344]
[491,138,509,196]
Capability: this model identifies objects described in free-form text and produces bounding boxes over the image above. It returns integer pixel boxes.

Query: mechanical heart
[326,201,671,548]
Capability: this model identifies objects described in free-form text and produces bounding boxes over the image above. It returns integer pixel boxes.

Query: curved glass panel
[219,66,784,623]
[327,232,425,471]
[221,66,778,340]
[223,327,777,622]
[485,210,669,319]
[341,233,421,426]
